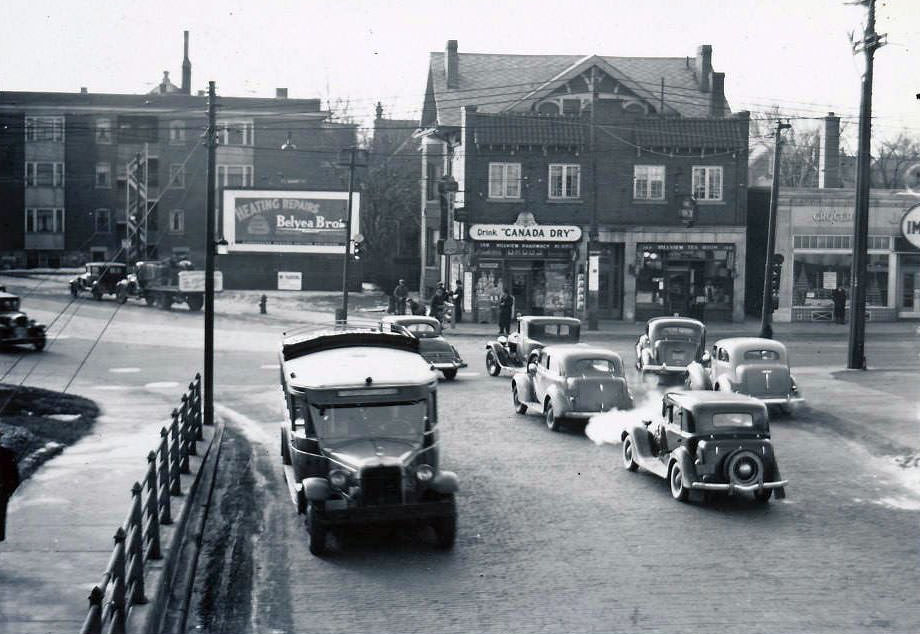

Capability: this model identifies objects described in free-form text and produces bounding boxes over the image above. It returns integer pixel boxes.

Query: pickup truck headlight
[329,469,348,489]
[416,464,434,482]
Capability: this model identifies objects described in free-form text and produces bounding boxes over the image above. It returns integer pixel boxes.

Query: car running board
[633,454,669,479]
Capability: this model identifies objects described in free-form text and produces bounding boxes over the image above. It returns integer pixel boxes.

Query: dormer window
[562,99,582,116]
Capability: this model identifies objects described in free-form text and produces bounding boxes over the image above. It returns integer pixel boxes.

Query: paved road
[2,281,919,633]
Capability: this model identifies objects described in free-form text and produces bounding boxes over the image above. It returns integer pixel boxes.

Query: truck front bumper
[317,499,455,526]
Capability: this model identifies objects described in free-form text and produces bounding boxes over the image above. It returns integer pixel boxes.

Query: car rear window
[529,323,579,341]
[711,412,754,428]
[0,299,20,311]
[743,349,780,361]
[568,358,620,377]
[403,323,439,337]
[659,326,699,337]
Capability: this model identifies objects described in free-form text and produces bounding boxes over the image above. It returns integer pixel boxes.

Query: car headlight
[416,464,434,482]
[329,469,348,489]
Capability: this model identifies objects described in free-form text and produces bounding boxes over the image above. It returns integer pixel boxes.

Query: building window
[794,235,851,250]
[168,210,185,234]
[425,227,437,266]
[95,162,112,188]
[217,120,254,146]
[488,163,521,199]
[96,118,112,144]
[169,164,186,188]
[94,208,111,233]
[217,165,254,187]
[25,116,64,142]
[548,164,580,199]
[26,162,65,187]
[692,166,723,201]
[25,208,65,233]
[169,120,186,144]
[426,162,438,202]
[633,165,665,200]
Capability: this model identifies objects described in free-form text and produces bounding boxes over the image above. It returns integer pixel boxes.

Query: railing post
[158,428,172,524]
[127,482,146,605]
[169,410,182,495]
[145,452,162,560]
[80,586,104,634]
[192,380,204,439]
[178,395,192,472]
[110,527,127,634]
[196,373,208,426]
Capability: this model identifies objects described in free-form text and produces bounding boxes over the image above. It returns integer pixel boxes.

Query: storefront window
[793,254,888,306]
[635,244,734,320]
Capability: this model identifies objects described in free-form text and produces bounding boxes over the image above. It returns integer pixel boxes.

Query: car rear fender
[546,385,568,415]
[670,446,699,485]
[686,362,711,390]
[512,373,536,402]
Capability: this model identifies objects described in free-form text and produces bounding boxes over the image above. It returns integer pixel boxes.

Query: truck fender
[623,424,655,460]
[302,477,330,502]
[512,373,535,403]
[685,363,711,390]
[670,447,699,487]
[431,470,459,495]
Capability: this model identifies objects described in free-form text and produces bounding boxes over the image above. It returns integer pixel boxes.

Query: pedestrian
[0,434,20,542]
[393,279,409,315]
[430,284,446,323]
[453,280,464,323]
[831,286,847,324]
[409,297,425,315]
[498,288,514,335]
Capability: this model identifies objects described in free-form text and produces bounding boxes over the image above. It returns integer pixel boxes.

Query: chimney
[695,44,712,92]
[80,87,88,94]
[709,72,725,117]
[276,88,288,99]
[375,101,384,120]
[819,112,842,188]
[181,30,191,95]
[445,40,459,89]
[160,71,170,94]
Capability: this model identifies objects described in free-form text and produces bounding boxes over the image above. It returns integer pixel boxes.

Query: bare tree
[872,132,920,189]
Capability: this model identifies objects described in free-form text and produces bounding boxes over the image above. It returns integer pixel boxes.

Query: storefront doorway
[899,254,920,317]
[597,245,623,319]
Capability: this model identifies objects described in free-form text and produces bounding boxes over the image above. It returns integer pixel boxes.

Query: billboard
[222,189,360,253]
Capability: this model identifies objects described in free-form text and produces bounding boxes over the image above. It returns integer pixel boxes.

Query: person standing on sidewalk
[831,286,847,324]
[0,435,19,542]
[498,288,514,335]
[453,280,464,323]
[393,279,409,315]
[430,283,447,323]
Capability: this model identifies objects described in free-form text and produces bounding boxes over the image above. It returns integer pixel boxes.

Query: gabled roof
[425,51,728,128]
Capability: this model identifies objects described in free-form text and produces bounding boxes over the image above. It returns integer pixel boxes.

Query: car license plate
[14,327,26,339]
[672,351,685,361]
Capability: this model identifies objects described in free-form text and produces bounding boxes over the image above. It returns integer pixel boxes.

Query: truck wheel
[70,285,78,298]
[307,504,327,556]
[511,384,527,415]
[33,335,46,352]
[486,351,500,377]
[187,295,203,311]
[669,463,689,502]
[545,401,560,432]
[441,368,457,381]
[116,288,128,304]
[432,496,456,550]
[91,287,103,301]
[622,434,639,472]
[144,293,155,306]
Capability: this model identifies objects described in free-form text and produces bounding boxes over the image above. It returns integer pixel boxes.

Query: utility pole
[759,120,791,339]
[587,66,599,330]
[204,81,217,428]
[848,0,886,369]
[335,147,368,323]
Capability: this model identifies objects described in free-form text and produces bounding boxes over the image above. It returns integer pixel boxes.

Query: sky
[2,0,918,144]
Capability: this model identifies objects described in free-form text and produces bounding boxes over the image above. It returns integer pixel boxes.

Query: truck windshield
[310,400,426,443]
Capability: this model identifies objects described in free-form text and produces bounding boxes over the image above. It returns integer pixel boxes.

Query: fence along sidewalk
[80,374,210,634]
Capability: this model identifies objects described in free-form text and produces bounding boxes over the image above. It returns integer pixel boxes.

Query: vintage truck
[115,258,221,311]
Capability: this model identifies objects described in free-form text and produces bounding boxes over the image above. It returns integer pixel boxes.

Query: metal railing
[80,373,207,634]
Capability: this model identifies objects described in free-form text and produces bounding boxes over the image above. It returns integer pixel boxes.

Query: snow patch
[109,367,141,373]
[145,381,180,389]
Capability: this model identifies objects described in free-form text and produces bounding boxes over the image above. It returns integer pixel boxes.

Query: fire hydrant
[259,294,267,314]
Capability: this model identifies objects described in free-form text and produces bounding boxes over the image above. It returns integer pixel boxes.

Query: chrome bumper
[431,361,467,370]
[758,396,805,406]
[642,364,689,374]
[690,479,788,493]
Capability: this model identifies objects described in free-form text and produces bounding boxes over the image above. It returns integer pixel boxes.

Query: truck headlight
[416,464,434,482]
[329,470,348,489]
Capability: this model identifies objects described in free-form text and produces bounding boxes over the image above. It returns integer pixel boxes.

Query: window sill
[695,200,726,205]
[546,198,583,204]
[631,199,668,205]
[486,198,524,203]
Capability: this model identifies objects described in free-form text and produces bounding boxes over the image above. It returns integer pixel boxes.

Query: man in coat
[831,286,847,324]
[393,279,409,315]
[498,288,514,335]
[0,435,19,542]
[453,281,464,323]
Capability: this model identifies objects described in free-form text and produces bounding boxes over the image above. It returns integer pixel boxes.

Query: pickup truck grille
[361,466,402,506]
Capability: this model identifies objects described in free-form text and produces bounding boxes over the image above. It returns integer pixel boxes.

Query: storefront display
[634,243,735,322]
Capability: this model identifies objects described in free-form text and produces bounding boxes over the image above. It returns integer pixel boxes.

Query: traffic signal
[352,237,364,260]
[770,253,784,295]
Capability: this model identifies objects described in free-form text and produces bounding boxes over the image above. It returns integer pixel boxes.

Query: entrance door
[509,269,531,316]
[598,247,623,319]
[666,268,691,316]
[900,255,920,316]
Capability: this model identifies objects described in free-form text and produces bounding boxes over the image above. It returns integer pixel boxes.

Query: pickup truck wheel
[545,402,560,432]
[511,384,527,415]
[70,285,79,298]
[754,489,772,504]
[622,435,639,472]
[91,287,103,301]
[432,500,457,550]
[669,463,689,502]
[442,368,457,381]
[307,504,327,556]
[187,295,203,311]
[144,293,155,306]
[33,336,46,352]
[486,351,500,377]
[116,288,128,304]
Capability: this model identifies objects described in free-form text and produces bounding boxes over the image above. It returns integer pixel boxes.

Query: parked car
[511,345,633,432]
[685,337,804,414]
[278,327,459,556]
[635,316,707,378]
[485,316,581,377]
[70,262,128,300]
[0,291,46,351]
[621,391,787,503]
[379,315,466,380]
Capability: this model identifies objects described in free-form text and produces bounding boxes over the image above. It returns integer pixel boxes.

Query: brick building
[418,41,749,322]
[0,33,358,290]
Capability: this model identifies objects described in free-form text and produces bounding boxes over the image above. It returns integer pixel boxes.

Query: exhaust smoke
[585,385,668,446]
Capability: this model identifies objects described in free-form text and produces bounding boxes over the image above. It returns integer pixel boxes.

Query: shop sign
[588,255,600,291]
[900,204,920,250]
[639,243,733,252]
[277,271,302,290]
[469,223,582,242]
[812,208,854,225]
[476,242,573,259]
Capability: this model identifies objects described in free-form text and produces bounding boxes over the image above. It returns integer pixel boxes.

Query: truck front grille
[361,466,402,506]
